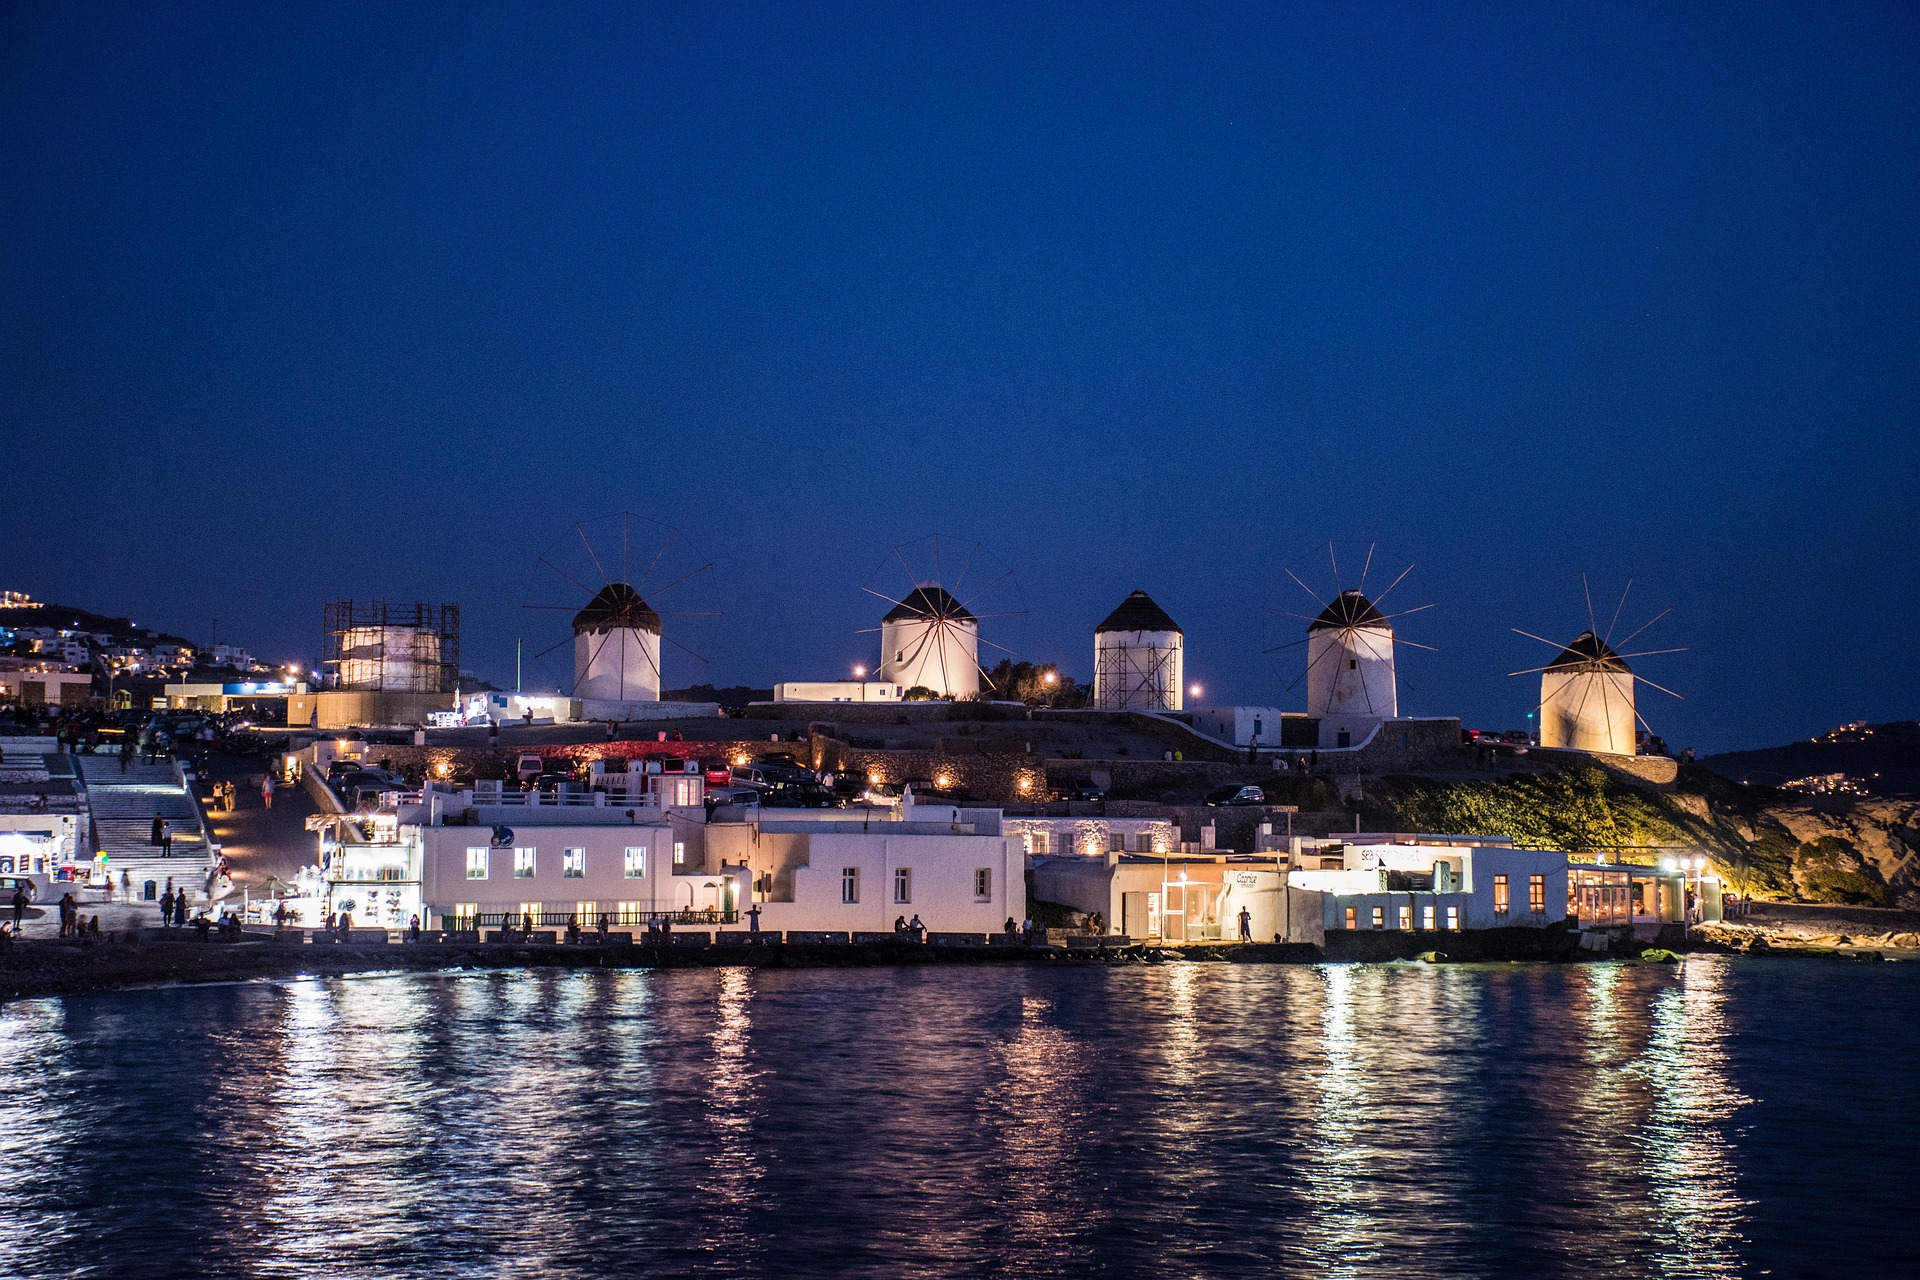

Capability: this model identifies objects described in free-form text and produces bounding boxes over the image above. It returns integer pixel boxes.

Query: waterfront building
[1288,838,1568,934]
[1033,851,1306,942]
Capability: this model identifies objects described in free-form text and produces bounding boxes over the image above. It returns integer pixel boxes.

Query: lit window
[563,848,585,879]
[1423,905,1436,930]
[673,841,686,868]
[624,847,646,880]
[465,848,488,880]
[617,900,642,922]
[1344,906,1357,929]
[842,867,859,904]
[1493,874,1510,915]
[1446,906,1459,930]
[1030,832,1049,854]
[575,901,597,921]
[452,903,476,928]
[1529,875,1546,913]
[1370,905,1385,929]
[1397,905,1412,930]
[894,867,912,904]
[514,847,536,879]
[974,868,991,901]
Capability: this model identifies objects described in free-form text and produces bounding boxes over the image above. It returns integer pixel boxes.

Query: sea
[0,957,1910,1279]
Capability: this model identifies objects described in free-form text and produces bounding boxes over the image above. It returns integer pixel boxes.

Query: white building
[773,681,903,703]
[0,660,93,706]
[879,586,979,699]
[394,780,1020,936]
[1288,838,1568,933]
[1539,631,1636,756]
[573,582,663,709]
[1001,814,1176,858]
[1093,590,1184,712]
[1306,590,1397,748]
[1186,706,1289,748]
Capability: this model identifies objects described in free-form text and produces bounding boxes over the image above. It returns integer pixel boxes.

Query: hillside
[1358,764,1920,911]
[1703,721,1920,798]
[0,601,195,650]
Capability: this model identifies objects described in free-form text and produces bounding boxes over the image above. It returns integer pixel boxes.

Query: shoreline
[2,927,1909,1003]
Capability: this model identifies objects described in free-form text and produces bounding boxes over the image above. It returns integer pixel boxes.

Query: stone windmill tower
[1513,577,1685,756]
[1093,589,1184,711]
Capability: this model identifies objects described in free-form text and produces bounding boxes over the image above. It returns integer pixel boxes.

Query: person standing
[10,886,26,929]
[1238,906,1253,943]
[120,870,131,901]
[150,814,164,848]
[261,774,274,810]
[174,892,188,928]
[908,913,925,942]
[408,914,421,943]
[160,821,172,858]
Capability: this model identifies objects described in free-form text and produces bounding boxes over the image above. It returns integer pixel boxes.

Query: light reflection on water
[0,959,1909,1278]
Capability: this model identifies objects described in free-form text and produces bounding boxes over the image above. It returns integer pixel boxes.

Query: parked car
[0,875,41,904]
[1205,784,1266,807]
[516,753,545,782]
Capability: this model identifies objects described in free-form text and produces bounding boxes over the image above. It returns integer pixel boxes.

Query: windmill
[1510,575,1685,756]
[860,535,1024,699]
[519,512,721,712]
[1264,541,1434,745]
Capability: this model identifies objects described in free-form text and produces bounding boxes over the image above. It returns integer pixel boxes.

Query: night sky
[3,2,1915,753]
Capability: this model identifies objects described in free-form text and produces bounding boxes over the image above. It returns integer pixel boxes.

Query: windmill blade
[1371,563,1416,609]
[890,544,919,588]
[1634,674,1686,701]
[655,609,724,617]
[964,610,1028,622]
[644,561,713,601]
[576,522,608,584]
[1328,541,1340,593]
[1396,639,1439,652]
[538,556,597,597]
[1359,541,1376,594]
[974,633,1022,657]
[957,568,1016,613]
[662,635,710,666]
[933,534,944,593]
[1262,637,1310,655]
[637,527,676,592]
[1510,627,1569,650]
[1269,609,1323,624]
[1613,647,1688,659]
[1612,607,1672,651]
[621,511,630,584]
[1283,567,1326,605]
[950,541,981,598]
[521,604,587,611]
[1377,603,1437,621]
[1506,663,1560,678]
[935,616,953,695]
[1605,577,1632,646]
[862,586,920,615]
[530,633,576,662]
[1582,572,1598,637]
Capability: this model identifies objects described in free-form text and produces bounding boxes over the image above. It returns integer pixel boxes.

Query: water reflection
[1640,958,1752,1278]
[0,960,1903,1278]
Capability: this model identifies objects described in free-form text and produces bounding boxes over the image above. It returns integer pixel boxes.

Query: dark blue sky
[3,1,1916,753]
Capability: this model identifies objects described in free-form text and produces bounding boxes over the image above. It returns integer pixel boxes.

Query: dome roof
[1309,590,1388,632]
[1096,589,1182,635]
[572,582,662,635]
[883,585,975,625]
[1547,630,1631,673]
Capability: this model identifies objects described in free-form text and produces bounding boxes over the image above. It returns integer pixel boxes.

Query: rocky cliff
[1357,764,1920,910]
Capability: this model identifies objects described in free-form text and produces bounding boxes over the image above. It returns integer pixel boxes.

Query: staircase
[74,757,215,900]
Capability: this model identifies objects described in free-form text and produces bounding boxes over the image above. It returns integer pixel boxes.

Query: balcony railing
[459,908,737,930]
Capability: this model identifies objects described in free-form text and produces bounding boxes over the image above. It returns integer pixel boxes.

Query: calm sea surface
[0,958,1911,1279]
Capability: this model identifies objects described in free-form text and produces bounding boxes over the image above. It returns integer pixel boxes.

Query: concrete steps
[74,758,214,892]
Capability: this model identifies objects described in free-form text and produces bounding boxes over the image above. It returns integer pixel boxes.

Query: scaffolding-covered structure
[322,601,459,693]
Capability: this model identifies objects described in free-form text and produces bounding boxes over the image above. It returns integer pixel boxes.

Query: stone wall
[1526,746,1679,789]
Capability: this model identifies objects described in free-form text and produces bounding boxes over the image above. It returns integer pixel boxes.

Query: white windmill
[1093,589,1185,711]
[862,536,1023,699]
[521,513,720,718]
[1511,576,1685,757]
[1265,542,1434,748]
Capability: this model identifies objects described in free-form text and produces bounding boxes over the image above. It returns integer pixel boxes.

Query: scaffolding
[322,601,459,693]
